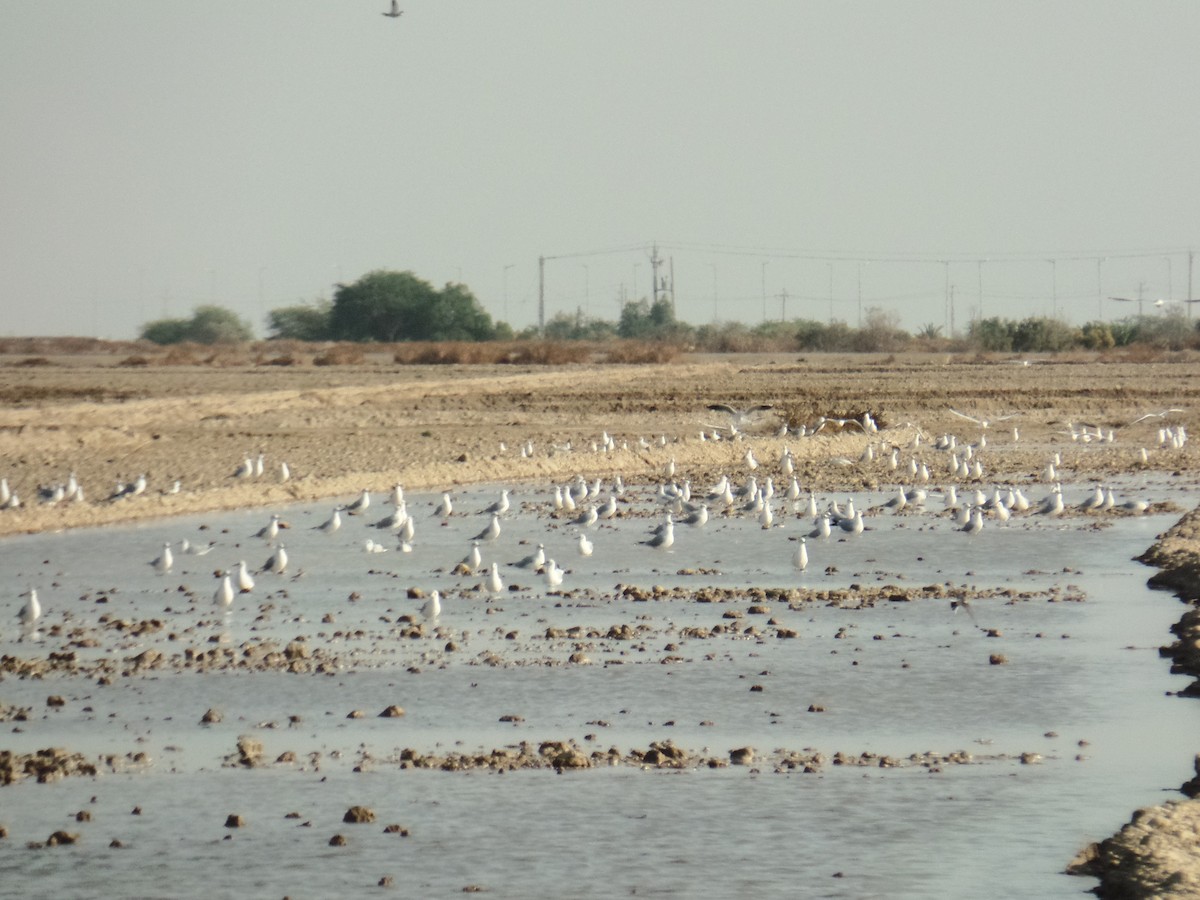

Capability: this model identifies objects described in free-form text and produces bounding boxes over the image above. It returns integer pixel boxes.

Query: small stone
[200,708,223,724]
[130,806,142,816]
[1019,752,1042,765]
[108,839,123,849]
[379,875,395,887]
[329,834,348,846]
[346,710,366,719]
[343,806,376,824]
[378,706,405,718]
[730,747,755,766]
[46,696,66,708]
[224,814,245,828]
[988,654,1008,665]
[46,830,78,846]
[383,824,410,836]
[74,810,91,822]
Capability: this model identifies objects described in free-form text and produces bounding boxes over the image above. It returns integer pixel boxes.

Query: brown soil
[0,351,1196,536]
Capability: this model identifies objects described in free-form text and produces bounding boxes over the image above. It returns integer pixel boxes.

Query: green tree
[329,270,496,342]
[140,317,192,345]
[617,297,685,340]
[139,305,253,345]
[267,300,332,341]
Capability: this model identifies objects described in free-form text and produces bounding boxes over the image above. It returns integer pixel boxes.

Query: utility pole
[1189,250,1195,320]
[760,261,769,323]
[950,284,956,337]
[777,288,788,322]
[1047,258,1058,318]
[669,256,676,315]
[856,263,863,328]
[503,264,514,323]
[1096,258,1104,321]
[827,263,834,324]
[649,243,662,307]
[977,260,984,322]
[538,255,545,337]
[942,261,950,335]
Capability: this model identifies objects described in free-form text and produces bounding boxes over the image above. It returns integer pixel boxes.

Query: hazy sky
[3,2,1199,338]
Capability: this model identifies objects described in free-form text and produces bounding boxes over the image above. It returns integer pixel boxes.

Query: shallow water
[2,478,1199,899]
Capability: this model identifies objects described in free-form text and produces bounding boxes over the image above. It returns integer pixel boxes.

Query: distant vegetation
[133,268,1200,356]
[139,305,253,345]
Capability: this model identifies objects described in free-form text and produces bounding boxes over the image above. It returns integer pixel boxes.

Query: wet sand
[2,348,1200,895]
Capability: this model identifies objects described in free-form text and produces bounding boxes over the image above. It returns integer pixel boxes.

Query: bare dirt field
[0,349,1196,535]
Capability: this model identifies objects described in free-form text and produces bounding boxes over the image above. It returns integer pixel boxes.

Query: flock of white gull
[6,405,1189,641]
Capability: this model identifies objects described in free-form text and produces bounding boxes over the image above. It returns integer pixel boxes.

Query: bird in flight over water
[383,0,403,17]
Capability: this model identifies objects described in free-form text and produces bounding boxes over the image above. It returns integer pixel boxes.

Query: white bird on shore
[236,561,255,593]
[433,493,453,518]
[279,461,290,483]
[364,539,388,553]
[577,532,594,557]
[792,538,809,572]
[151,542,174,575]
[214,572,234,609]
[17,589,41,637]
[598,494,618,519]
[473,514,501,542]
[388,483,405,507]
[420,590,441,621]
[232,456,253,479]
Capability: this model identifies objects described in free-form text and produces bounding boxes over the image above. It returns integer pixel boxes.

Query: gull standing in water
[17,589,41,639]
[236,561,255,593]
[345,489,371,516]
[262,544,288,575]
[316,507,343,534]
[640,514,674,550]
[465,541,483,573]
[473,514,502,542]
[544,559,564,588]
[486,562,504,594]
[792,538,809,572]
[255,514,282,541]
[420,590,441,622]
[151,542,174,575]
[512,544,546,570]
[482,490,510,516]
[214,572,235,610]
